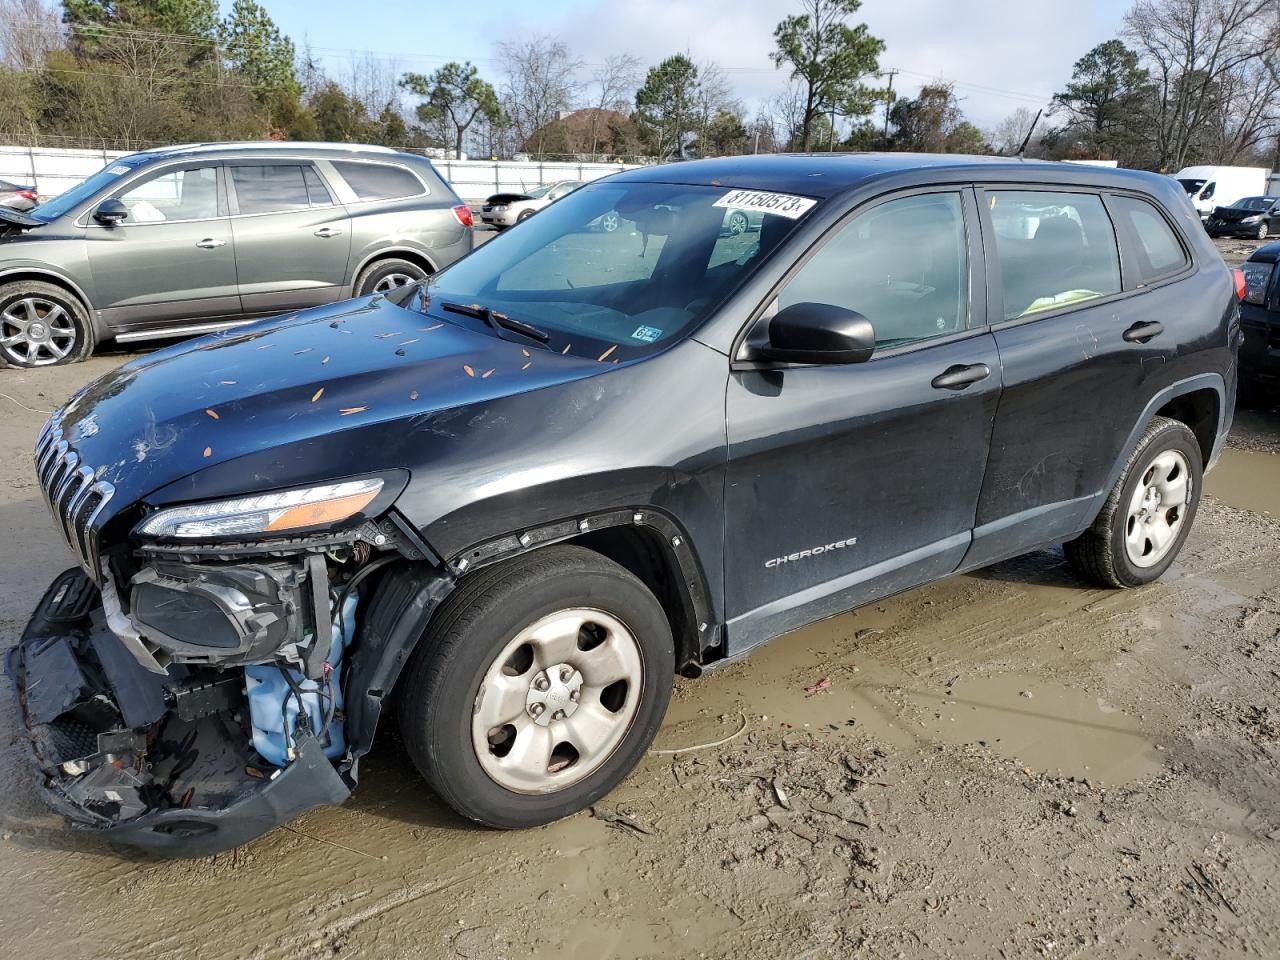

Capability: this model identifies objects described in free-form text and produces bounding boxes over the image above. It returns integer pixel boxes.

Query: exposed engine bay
[8,530,451,857]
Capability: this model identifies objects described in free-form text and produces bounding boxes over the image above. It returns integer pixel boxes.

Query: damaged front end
[9,422,454,857]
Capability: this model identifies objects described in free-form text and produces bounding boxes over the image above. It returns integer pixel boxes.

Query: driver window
[777,192,969,348]
[116,166,219,223]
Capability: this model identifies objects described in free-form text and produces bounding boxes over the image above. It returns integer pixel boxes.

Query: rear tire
[354,258,429,297]
[1064,416,1202,588]
[398,545,674,828]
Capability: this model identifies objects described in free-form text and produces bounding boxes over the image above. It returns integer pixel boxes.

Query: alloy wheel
[0,296,77,366]
[373,272,417,293]
[1124,449,1191,568]
[472,607,644,794]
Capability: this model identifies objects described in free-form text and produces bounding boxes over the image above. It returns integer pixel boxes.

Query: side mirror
[760,302,875,365]
[93,198,129,225]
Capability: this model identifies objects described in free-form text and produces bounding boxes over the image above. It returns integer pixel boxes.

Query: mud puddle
[905,672,1160,783]
[1206,446,1280,515]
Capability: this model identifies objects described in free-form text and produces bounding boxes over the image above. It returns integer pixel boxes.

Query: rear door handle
[1123,321,1164,343]
[314,227,343,238]
[931,362,991,390]
[195,238,226,249]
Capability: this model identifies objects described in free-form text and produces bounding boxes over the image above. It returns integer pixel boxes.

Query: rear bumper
[7,570,350,858]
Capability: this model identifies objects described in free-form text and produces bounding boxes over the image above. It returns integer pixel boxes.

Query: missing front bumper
[7,569,350,858]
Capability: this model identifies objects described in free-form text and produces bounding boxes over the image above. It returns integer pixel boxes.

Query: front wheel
[1257,222,1270,241]
[0,281,94,368]
[398,545,674,828]
[1064,416,1202,587]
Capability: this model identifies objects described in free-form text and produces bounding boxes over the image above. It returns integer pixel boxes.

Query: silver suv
[0,142,474,367]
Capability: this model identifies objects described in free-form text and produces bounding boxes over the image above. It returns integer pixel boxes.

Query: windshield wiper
[441,300,551,343]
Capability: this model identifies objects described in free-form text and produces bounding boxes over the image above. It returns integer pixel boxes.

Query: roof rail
[136,141,401,156]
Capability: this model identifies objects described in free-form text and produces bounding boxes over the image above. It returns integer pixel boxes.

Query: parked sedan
[1205,195,1280,240]
[479,179,582,228]
[0,178,38,212]
[1239,240,1280,398]
[0,142,474,368]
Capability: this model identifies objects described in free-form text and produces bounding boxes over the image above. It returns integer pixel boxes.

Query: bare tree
[990,106,1044,156]
[340,52,405,119]
[0,0,60,71]
[586,53,639,159]
[769,82,809,151]
[1124,0,1280,169]
[498,35,581,156]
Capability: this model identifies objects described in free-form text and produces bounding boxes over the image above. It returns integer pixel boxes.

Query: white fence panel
[0,145,646,205]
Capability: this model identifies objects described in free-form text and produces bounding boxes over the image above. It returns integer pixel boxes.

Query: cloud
[476,0,1128,130]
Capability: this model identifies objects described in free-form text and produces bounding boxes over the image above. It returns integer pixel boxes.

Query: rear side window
[1241,260,1275,306]
[988,191,1121,320]
[332,161,424,201]
[231,165,311,215]
[1109,195,1188,284]
[777,192,969,348]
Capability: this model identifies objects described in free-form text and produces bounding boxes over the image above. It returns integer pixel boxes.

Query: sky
[239,0,1131,132]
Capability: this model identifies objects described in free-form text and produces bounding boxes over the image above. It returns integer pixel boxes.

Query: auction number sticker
[713,189,816,219]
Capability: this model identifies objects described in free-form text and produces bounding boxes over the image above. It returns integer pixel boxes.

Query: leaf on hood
[219,379,237,385]
[597,345,617,362]
[321,355,330,364]
[422,323,443,332]
[463,364,475,377]
[399,339,419,347]
[562,344,571,354]
[202,446,212,458]
[339,406,367,416]
[522,348,530,357]
[311,387,324,403]
[482,368,495,378]
[204,408,219,420]
[375,332,402,339]
[521,361,532,371]
[294,347,313,355]
[410,390,419,400]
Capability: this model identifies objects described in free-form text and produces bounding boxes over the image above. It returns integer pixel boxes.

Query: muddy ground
[1,237,1278,959]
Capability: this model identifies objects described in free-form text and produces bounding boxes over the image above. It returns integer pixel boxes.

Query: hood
[53,295,610,518]
[485,193,534,204]
[0,205,42,232]
[1211,205,1269,222]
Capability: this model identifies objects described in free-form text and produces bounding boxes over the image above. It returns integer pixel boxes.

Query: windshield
[420,180,816,359]
[525,184,553,199]
[1177,178,1206,196]
[30,156,147,222]
[1236,196,1275,211]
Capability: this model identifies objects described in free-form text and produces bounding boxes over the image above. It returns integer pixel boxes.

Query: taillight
[16,189,36,201]
[452,204,474,229]
[1232,267,1247,300]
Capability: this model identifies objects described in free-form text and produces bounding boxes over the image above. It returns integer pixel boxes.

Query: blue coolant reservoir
[245,593,358,767]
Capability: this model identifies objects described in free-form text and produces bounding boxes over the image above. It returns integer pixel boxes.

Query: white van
[1173,166,1269,219]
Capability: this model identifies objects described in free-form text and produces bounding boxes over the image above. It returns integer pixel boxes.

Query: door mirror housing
[93,198,129,225]
[759,302,875,365]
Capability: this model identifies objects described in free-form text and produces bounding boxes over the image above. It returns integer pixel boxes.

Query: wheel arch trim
[0,266,97,322]
[348,245,438,294]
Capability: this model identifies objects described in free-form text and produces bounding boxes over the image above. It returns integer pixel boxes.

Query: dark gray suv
[0,142,474,368]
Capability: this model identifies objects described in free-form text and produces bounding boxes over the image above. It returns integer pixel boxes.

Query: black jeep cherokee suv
[9,154,1242,857]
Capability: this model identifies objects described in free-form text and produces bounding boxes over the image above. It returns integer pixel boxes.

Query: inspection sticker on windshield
[713,189,816,219]
[107,165,131,175]
[631,325,663,343]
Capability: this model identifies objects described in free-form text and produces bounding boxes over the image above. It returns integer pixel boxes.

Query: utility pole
[881,69,898,141]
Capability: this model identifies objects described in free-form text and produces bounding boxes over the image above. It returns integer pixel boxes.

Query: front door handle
[195,238,226,249]
[1123,321,1164,343]
[314,227,343,238]
[931,362,991,390]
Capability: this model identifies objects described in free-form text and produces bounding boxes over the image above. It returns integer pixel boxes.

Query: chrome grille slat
[31,415,113,581]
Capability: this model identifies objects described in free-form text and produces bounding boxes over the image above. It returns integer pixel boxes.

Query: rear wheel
[1064,416,1202,587]
[398,545,674,828]
[354,258,429,297]
[0,280,93,368]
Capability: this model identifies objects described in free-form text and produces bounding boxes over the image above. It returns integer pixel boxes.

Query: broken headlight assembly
[134,477,384,539]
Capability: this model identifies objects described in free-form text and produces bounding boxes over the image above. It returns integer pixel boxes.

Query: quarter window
[1109,195,1188,284]
[776,192,969,349]
[303,166,333,206]
[230,165,312,215]
[332,161,423,201]
[115,166,218,223]
[988,191,1121,320]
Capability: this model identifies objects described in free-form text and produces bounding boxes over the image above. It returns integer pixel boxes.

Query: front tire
[0,281,93,368]
[354,258,429,297]
[398,546,674,828]
[1257,222,1269,241]
[1064,416,1202,588]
